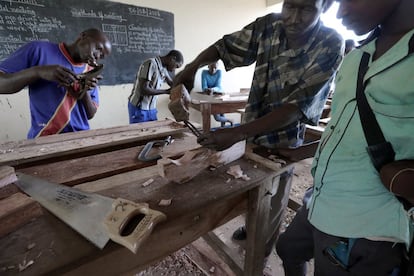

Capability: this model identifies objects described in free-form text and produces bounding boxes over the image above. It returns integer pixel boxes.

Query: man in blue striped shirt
[175,0,343,260]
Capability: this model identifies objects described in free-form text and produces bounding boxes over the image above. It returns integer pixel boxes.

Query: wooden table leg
[244,177,274,276]
[200,103,211,133]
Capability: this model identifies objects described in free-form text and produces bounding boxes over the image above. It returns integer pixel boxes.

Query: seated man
[201,62,233,127]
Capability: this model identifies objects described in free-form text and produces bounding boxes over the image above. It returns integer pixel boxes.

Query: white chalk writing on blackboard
[70,8,126,22]
[0,0,44,8]
[0,0,175,85]
[128,7,163,21]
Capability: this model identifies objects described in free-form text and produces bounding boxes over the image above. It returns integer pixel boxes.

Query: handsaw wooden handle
[104,198,166,254]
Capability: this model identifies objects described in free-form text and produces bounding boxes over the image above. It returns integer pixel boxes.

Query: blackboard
[0,0,175,85]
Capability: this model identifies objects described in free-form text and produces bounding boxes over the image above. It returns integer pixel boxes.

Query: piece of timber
[168,84,191,122]
[0,166,19,199]
[201,232,242,275]
[18,145,153,187]
[182,243,229,276]
[0,183,19,200]
[0,166,17,188]
[0,119,186,167]
[244,177,273,275]
[0,192,43,238]
[0,166,18,199]
[157,140,246,184]
[18,134,202,187]
[0,157,274,276]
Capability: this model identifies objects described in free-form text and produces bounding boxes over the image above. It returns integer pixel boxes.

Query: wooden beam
[0,166,17,188]
[18,145,155,186]
[243,179,273,276]
[201,232,243,276]
[157,141,246,184]
[288,198,302,212]
[0,192,43,238]
[0,119,186,167]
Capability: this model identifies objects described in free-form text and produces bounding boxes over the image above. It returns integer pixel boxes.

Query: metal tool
[184,121,202,137]
[15,173,166,254]
[71,64,104,95]
[138,136,173,161]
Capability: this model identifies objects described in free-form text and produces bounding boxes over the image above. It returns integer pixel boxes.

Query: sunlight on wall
[267,2,366,44]
[321,2,366,43]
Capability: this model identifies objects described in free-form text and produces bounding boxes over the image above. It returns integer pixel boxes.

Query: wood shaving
[18,259,34,272]
[141,178,154,187]
[226,165,251,181]
[27,243,36,250]
[158,199,172,206]
[268,155,287,165]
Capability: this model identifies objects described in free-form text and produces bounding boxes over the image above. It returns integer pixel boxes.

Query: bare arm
[0,65,77,94]
[198,103,303,151]
[165,73,173,87]
[80,91,98,119]
[140,79,170,96]
[173,45,220,91]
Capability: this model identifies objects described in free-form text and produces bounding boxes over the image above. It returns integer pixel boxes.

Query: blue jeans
[213,114,232,127]
[128,102,157,124]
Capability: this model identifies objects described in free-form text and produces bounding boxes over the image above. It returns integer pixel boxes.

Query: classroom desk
[0,119,293,276]
[190,92,248,133]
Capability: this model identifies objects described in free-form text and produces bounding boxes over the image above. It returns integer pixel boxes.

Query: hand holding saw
[15,173,166,254]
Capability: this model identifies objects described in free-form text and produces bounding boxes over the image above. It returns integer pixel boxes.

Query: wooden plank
[0,166,19,200]
[0,183,19,200]
[17,134,204,187]
[184,243,227,276]
[160,133,201,158]
[201,232,243,276]
[0,158,274,275]
[0,119,179,148]
[288,198,302,212]
[0,120,186,167]
[305,124,324,141]
[244,178,273,276]
[191,238,237,276]
[18,145,154,186]
[0,192,43,238]
[75,166,160,193]
[244,146,290,172]
[0,166,17,188]
[157,141,246,184]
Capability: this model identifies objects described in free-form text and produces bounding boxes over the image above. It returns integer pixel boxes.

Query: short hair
[166,50,184,63]
[81,28,104,38]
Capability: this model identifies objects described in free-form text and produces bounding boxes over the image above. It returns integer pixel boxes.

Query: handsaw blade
[15,172,113,249]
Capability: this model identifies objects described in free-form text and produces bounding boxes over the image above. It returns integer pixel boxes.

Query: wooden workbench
[190,93,248,132]
[0,119,293,276]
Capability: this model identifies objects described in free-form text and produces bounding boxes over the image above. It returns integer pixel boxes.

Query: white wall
[0,0,278,142]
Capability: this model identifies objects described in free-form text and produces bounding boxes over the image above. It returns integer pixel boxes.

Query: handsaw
[15,172,166,254]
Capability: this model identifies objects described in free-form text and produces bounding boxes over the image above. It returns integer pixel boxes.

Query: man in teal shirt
[201,62,233,127]
[276,0,414,275]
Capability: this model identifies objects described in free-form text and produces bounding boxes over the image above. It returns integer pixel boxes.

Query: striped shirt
[215,13,344,148]
[128,56,169,110]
